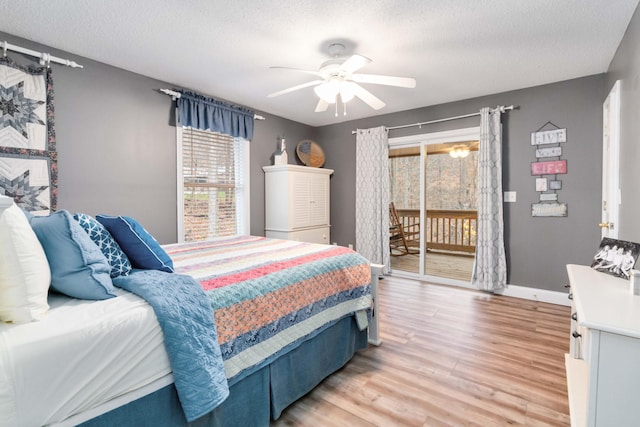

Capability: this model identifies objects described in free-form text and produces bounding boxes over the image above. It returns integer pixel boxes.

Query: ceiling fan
[267,43,416,115]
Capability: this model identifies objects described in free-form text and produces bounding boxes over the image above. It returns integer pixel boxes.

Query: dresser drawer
[569,303,593,363]
[266,226,330,245]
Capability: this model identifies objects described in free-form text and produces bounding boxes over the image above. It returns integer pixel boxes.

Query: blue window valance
[177,91,255,140]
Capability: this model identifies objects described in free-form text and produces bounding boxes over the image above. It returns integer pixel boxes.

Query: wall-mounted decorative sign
[531,159,567,175]
[530,121,567,217]
[531,128,567,145]
[532,202,567,217]
[535,178,548,191]
[549,180,562,190]
[540,193,558,201]
[536,146,562,158]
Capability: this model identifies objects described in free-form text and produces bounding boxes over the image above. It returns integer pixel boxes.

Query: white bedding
[0,288,171,427]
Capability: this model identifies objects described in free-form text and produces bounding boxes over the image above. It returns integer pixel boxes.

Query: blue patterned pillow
[73,213,132,278]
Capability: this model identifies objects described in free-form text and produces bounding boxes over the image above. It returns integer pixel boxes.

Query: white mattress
[0,288,171,427]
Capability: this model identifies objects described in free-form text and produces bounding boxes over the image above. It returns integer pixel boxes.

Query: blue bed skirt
[80,314,368,427]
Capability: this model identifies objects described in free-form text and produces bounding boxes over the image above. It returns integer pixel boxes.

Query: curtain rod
[0,40,83,68]
[351,104,516,135]
[160,88,265,121]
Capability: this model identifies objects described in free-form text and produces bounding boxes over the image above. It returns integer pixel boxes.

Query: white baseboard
[494,284,571,306]
[390,270,571,306]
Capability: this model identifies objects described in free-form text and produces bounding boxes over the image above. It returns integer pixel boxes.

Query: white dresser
[565,264,640,427]
[263,165,333,244]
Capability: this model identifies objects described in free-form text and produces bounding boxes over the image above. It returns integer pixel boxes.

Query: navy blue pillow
[96,215,174,273]
[30,210,115,300]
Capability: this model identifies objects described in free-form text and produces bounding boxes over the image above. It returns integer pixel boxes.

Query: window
[178,127,249,242]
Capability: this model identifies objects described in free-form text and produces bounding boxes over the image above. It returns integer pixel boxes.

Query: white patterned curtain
[355,126,390,273]
[472,107,507,291]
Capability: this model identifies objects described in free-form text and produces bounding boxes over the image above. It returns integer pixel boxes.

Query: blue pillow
[29,210,115,300]
[73,213,132,278]
[96,215,174,273]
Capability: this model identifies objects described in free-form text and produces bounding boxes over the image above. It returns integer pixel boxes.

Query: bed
[0,200,380,427]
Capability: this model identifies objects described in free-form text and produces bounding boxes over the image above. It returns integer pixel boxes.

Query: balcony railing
[395,208,477,255]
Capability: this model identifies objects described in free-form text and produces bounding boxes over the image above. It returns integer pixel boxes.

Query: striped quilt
[164,236,372,382]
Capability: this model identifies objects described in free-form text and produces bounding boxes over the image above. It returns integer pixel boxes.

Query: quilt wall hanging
[0,56,56,215]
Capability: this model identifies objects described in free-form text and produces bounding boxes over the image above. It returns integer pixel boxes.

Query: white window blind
[180,127,248,242]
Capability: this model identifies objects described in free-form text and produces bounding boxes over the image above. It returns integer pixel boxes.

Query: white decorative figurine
[273,138,288,165]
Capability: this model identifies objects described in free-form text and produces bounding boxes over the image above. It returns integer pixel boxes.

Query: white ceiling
[0,1,638,127]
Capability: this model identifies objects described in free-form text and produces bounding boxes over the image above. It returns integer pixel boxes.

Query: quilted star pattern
[73,212,132,278]
[0,169,48,212]
[0,80,45,139]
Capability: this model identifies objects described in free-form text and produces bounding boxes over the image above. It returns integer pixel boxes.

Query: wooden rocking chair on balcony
[389,202,420,256]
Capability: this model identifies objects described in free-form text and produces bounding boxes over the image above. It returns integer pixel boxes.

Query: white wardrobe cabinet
[263,165,333,244]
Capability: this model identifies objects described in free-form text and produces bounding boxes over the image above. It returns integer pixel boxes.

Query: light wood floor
[272,275,571,426]
[391,252,476,282]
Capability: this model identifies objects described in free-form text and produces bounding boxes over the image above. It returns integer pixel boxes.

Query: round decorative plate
[296,140,325,167]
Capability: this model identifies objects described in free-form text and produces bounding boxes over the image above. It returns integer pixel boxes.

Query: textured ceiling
[0,1,638,127]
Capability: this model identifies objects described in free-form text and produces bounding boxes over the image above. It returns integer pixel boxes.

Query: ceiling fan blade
[267,80,325,98]
[353,84,386,110]
[269,66,322,77]
[315,99,329,112]
[339,54,371,74]
[348,74,416,88]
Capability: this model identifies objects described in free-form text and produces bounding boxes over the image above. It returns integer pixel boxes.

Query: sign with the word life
[531,159,567,175]
[531,128,567,146]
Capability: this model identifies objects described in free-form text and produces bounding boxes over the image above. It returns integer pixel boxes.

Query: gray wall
[607,4,640,243]
[1,31,607,293]
[0,32,317,244]
[318,75,606,292]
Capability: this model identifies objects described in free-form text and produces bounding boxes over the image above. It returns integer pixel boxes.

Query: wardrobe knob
[572,331,582,339]
[571,313,578,321]
[568,293,573,300]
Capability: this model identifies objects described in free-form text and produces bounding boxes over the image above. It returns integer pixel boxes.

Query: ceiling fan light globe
[340,82,356,102]
[314,81,338,103]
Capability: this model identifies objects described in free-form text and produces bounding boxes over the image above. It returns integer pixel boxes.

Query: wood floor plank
[524,401,571,427]
[272,276,571,426]
[355,354,529,425]
[273,393,376,427]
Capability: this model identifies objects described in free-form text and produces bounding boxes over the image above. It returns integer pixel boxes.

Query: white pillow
[0,202,51,323]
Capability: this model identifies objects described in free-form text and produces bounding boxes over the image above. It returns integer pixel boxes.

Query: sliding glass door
[389,146,421,273]
[389,127,480,285]
[422,142,477,281]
